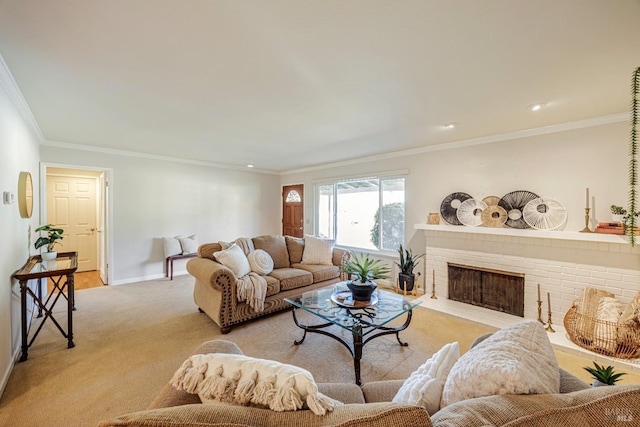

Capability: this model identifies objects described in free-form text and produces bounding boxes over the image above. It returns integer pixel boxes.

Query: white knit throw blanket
[236,272,268,313]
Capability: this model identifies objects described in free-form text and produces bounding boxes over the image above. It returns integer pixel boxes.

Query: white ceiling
[0,0,639,173]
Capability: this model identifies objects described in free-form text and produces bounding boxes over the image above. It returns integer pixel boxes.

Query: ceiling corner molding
[0,53,44,142]
[40,139,278,175]
[280,113,628,176]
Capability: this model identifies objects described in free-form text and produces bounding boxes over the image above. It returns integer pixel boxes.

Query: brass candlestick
[580,208,593,233]
[537,300,545,325]
[545,309,556,333]
[430,270,437,299]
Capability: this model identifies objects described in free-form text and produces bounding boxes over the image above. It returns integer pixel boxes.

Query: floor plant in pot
[340,252,390,301]
[395,244,424,292]
[35,224,64,260]
[583,362,626,387]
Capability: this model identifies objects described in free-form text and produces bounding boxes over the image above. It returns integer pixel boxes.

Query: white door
[47,174,98,272]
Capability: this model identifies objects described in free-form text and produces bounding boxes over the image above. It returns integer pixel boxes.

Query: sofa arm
[361,379,405,403]
[187,257,236,292]
[147,340,244,410]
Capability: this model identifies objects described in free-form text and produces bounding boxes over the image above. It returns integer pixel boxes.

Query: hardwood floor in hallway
[47,270,104,293]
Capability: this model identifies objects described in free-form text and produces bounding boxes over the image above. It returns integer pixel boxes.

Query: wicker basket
[564,305,640,359]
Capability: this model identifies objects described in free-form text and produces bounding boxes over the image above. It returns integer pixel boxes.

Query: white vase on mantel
[41,251,57,261]
[611,214,624,223]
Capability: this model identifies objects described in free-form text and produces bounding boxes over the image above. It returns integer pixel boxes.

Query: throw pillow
[301,235,335,265]
[440,321,559,408]
[247,249,274,275]
[179,235,199,254]
[170,353,337,416]
[392,342,460,415]
[593,296,623,353]
[252,235,290,269]
[163,236,182,258]
[214,243,250,278]
[620,291,640,327]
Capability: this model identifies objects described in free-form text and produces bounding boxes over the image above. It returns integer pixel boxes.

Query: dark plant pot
[398,273,415,292]
[347,281,377,301]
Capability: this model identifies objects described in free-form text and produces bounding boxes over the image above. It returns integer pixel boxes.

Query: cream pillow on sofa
[440,321,559,408]
[392,342,460,414]
[214,243,250,278]
[301,235,335,265]
[170,353,337,416]
[247,249,274,275]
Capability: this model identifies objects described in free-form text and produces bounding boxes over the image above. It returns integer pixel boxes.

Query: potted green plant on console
[35,224,64,260]
[395,244,424,293]
[340,252,390,301]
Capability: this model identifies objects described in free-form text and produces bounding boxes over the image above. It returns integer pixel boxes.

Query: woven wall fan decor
[440,192,472,225]
[523,197,567,230]
[456,199,488,227]
[481,205,508,228]
[498,190,540,229]
[482,195,501,206]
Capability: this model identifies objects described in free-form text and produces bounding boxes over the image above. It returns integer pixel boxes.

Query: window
[316,175,405,251]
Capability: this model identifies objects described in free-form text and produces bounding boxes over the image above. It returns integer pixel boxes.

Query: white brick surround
[417,225,640,319]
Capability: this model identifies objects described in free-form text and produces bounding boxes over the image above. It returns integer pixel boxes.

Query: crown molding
[40,139,278,175]
[280,113,628,175]
[0,53,44,142]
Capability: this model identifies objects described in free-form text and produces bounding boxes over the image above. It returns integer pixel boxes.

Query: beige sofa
[187,235,348,333]
[99,338,640,426]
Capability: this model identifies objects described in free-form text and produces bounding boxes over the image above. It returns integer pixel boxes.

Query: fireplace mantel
[415,223,631,245]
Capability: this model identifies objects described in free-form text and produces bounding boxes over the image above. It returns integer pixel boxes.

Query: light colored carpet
[0,276,637,426]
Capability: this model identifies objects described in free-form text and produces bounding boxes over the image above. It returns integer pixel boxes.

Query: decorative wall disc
[482,196,501,206]
[456,199,488,227]
[498,190,539,229]
[481,205,508,228]
[440,192,473,225]
[523,197,567,230]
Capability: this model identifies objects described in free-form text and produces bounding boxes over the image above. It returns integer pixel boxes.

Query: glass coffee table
[284,282,422,385]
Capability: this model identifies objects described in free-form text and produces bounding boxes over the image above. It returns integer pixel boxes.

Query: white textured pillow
[214,243,250,277]
[392,342,460,414]
[301,235,335,265]
[170,353,337,416]
[247,249,274,275]
[594,296,623,352]
[163,236,182,258]
[440,321,559,408]
[179,234,199,254]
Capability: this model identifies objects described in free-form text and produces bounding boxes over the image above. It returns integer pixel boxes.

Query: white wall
[0,80,40,396]
[282,121,631,255]
[40,146,282,284]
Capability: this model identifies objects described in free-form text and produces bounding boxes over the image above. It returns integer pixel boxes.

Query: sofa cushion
[269,268,313,291]
[252,235,290,269]
[264,275,280,297]
[213,244,251,278]
[301,235,335,265]
[198,242,222,260]
[441,321,559,408]
[291,263,339,283]
[170,353,336,416]
[393,342,460,415]
[432,385,640,427]
[285,236,305,264]
[98,402,433,427]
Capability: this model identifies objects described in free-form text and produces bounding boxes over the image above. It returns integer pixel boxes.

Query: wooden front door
[282,184,304,237]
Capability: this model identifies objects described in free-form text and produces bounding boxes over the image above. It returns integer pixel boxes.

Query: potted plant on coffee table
[583,362,626,387]
[35,224,64,260]
[395,244,424,293]
[340,252,390,301]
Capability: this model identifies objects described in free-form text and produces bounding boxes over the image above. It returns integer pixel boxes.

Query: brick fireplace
[416,224,640,321]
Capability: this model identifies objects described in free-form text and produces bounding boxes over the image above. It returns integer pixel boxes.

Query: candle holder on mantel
[545,309,556,333]
[537,299,545,325]
[580,208,593,233]
[430,270,437,299]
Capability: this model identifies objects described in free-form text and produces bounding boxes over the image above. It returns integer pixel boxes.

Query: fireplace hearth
[448,263,525,317]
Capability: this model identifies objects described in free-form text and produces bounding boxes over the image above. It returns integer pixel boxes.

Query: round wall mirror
[18,171,33,218]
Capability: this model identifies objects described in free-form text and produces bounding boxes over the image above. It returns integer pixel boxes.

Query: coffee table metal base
[290,306,413,385]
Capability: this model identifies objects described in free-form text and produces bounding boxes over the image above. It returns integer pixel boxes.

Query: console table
[165,253,197,280]
[13,252,77,361]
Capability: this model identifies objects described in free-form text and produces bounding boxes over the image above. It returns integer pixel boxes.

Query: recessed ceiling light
[247,164,254,168]
[444,122,457,129]
[528,103,546,111]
